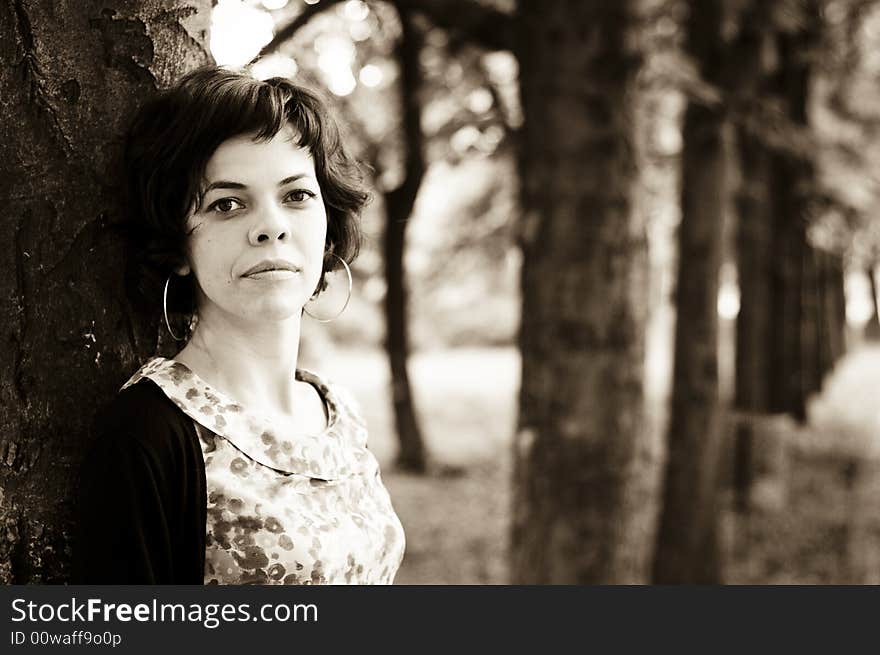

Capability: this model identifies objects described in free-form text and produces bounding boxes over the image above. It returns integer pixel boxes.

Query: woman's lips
[243,269,300,281]
[242,258,302,276]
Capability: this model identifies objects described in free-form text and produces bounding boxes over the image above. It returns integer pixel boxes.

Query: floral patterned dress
[121,356,405,585]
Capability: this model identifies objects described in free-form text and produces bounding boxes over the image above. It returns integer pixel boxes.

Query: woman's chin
[241,299,307,323]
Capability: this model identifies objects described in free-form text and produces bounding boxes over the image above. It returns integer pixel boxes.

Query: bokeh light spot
[211,0,274,67]
[344,0,370,22]
[359,64,383,87]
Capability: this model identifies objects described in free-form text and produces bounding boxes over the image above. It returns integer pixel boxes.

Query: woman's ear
[174,263,191,276]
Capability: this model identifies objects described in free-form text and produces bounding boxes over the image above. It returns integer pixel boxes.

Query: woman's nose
[248,203,288,244]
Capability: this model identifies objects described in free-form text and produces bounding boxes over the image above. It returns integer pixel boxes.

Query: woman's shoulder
[92,376,196,457]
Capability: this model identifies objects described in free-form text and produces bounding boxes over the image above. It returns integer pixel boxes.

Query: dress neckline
[167,356,338,438]
[120,356,367,480]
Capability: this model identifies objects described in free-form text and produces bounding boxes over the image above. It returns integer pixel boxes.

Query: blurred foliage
[633,1,880,269]
[813,0,880,267]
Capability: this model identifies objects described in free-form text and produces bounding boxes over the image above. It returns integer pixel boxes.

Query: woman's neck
[173,310,305,417]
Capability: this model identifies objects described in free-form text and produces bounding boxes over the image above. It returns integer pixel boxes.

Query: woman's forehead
[204,128,316,182]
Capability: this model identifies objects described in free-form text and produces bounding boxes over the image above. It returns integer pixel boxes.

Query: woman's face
[181,126,327,324]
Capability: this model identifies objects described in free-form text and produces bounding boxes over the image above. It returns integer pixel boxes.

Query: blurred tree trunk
[822,250,847,367]
[768,160,809,420]
[768,5,821,422]
[864,265,880,340]
[809,248,845,384]
[731,1,779,513]
[652,0,725,584]
[803,247,845,393]
[733,0,823,509]
[384,4,427,472]
[0,0,211,583]
[801,248,821,396]
[511,0,657,583]
[733,128,774,512]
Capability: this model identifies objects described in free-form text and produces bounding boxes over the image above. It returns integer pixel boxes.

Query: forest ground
[319,346,880,584]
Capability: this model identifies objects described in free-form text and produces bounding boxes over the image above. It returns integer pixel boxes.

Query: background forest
[3,0,880,584]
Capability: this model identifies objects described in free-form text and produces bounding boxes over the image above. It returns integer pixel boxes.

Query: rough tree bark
[0,0,212,583]
[652,0,725,584]
[511,0,658,583]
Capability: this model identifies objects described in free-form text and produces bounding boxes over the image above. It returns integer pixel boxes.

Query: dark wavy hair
[122,65,368,330]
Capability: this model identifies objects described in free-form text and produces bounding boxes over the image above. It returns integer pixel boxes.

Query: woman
[74,66,405,585]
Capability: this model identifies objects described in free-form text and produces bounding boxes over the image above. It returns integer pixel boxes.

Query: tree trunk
[733,0,821,511]
[768,8,820,422]
[801,247,821,397]
[511,0,658,583]
[0,0,211,583]
[768,155,810,420]
[385,5,427,473]
[733,127,775,512]
[823,250,846,369]
[652,0,725,584]
[807,248,845,390]
[802,246,843,395]
[864,265,880,341]
[730,0,779,514]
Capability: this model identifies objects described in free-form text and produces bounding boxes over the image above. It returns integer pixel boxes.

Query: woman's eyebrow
[203,174,312,193]
[278,174,312,186]
[204,180,246,192]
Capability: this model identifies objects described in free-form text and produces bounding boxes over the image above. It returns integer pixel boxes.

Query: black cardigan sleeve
[73,379,207,584]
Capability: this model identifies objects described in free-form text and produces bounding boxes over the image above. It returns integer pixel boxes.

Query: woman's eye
[285,189,316,203]
[208,198,244,213]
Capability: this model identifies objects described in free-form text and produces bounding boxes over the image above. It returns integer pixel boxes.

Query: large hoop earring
[163,274,186,341]
[304,253,353,323]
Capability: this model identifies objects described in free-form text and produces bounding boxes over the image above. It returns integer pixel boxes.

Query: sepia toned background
[3,0,880,584]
